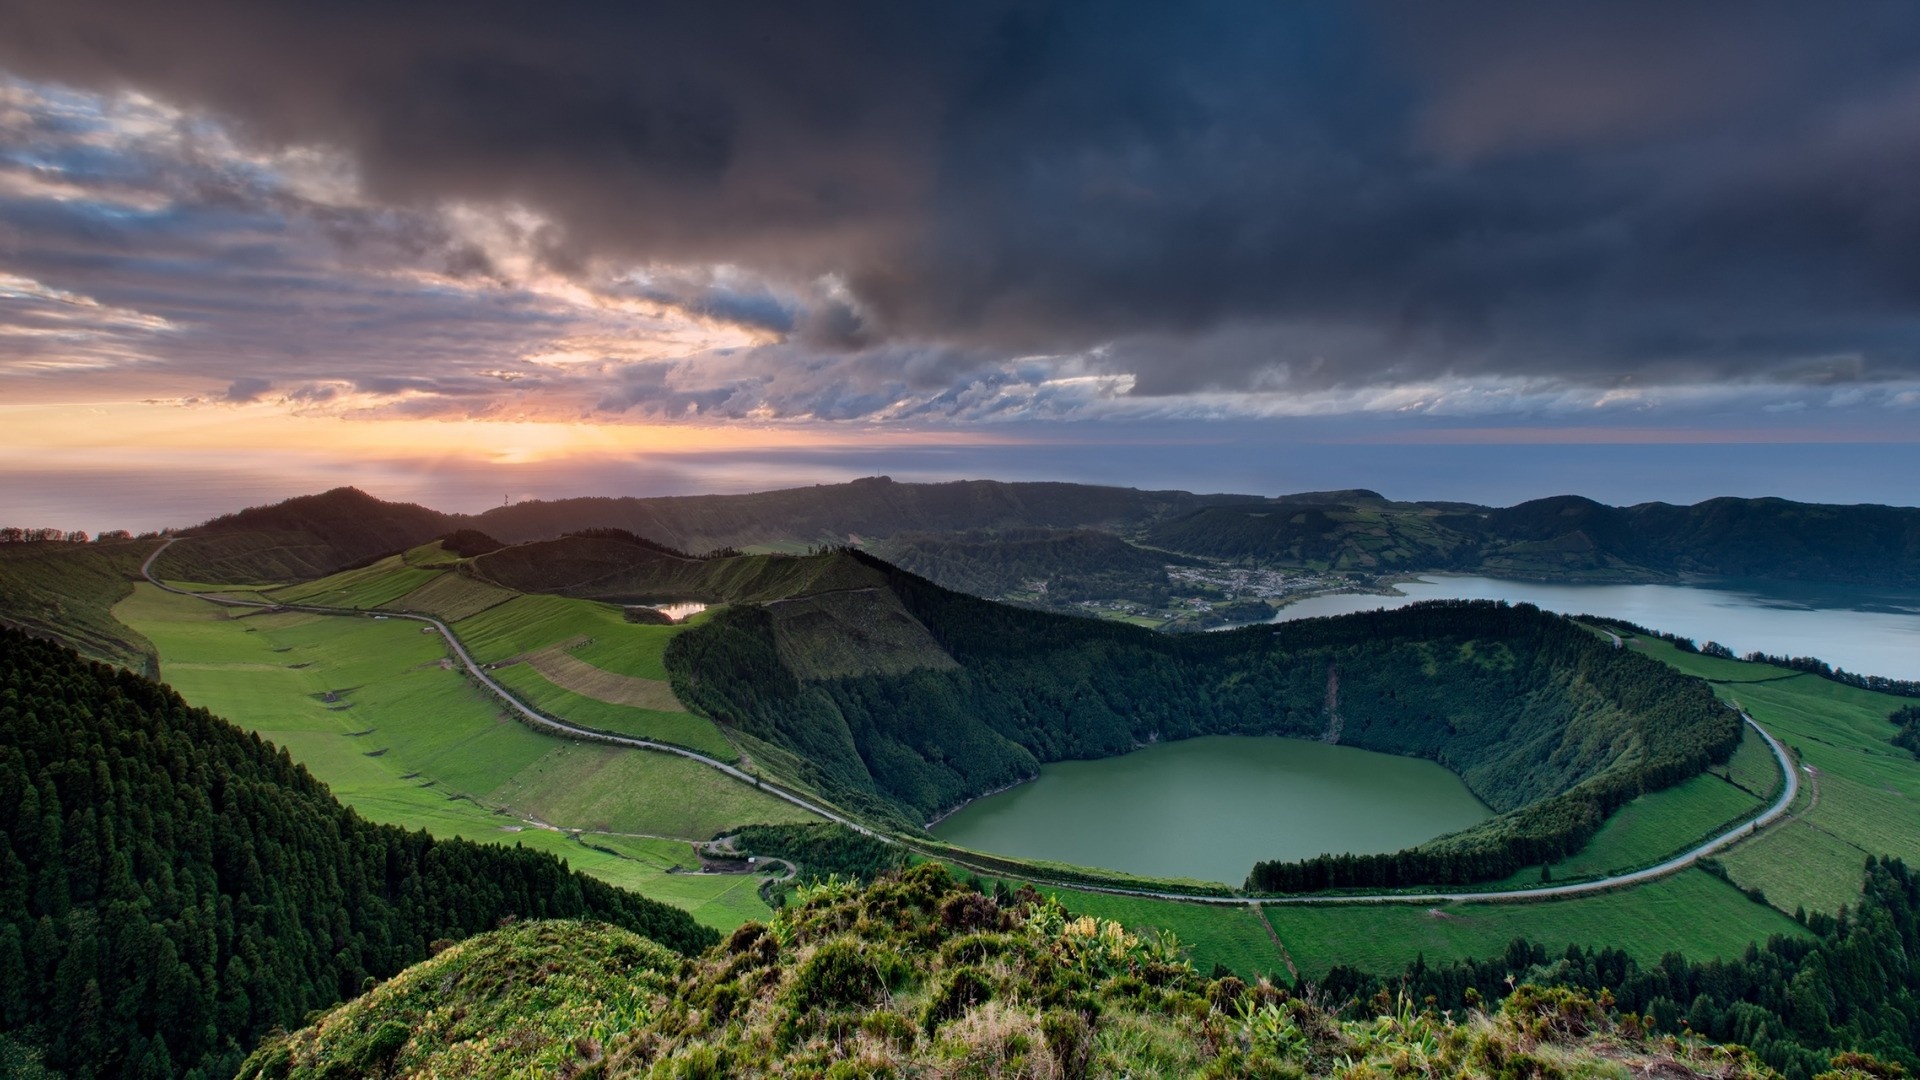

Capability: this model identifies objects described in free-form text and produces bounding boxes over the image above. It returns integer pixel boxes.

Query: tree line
[0,627,715,1079]
[1891,706,1920,759]
[0,529,152,544]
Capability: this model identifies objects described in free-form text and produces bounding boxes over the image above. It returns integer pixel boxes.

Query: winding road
[142,537,1801,908]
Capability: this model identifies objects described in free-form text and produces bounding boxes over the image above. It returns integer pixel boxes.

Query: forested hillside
[667,554,1738,886]
[153,488,456,584]
[1147,493,1920,585]
[469,475,1257,551]
[869,527,1196,602]
[0,627,715,1079]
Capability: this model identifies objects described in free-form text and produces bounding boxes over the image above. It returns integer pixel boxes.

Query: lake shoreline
[1251,573,1920,681]
[923,774,1037,830]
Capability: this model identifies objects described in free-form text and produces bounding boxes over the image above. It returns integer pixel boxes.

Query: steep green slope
[0,627,715,1079]
[668,555,1739,886]
[0,539,158,674]
[469,532,896,603]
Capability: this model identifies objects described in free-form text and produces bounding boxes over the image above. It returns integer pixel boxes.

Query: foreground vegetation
[241,862,1839,1080]
[0,627,713,1079]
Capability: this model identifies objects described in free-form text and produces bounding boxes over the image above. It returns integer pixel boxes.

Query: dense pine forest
[0,628,715,1079]
[669,554,1738,888]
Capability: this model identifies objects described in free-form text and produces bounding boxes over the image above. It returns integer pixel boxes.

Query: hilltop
[240,863,1804,1080]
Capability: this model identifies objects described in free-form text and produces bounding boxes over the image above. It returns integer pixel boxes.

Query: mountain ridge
[151,479,1920,589]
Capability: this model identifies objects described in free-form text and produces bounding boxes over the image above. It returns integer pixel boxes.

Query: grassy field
[453,592,700,678]
[1715,720,1785,798]
[951,863,1804,981]
[485,740,812,837]
[1626,635,1920,916]
[491,663,739,760]
[242,554,741,758]
[115,583,813,931]
[382,569,518,621]
[1480,727,1770,890]
[271,555,442,609]
[1266,868,1805,978]
[522,646,684,709]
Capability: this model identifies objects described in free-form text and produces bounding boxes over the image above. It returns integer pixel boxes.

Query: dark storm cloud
[6,0,1920,397]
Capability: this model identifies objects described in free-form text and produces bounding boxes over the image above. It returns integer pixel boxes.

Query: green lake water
[929,735,1492,884]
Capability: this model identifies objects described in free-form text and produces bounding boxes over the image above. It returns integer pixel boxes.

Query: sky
[3,1,1920,531]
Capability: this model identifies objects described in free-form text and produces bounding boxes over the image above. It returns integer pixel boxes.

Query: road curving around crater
[143,537,1800,909]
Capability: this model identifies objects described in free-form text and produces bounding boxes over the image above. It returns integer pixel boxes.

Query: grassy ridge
[381,567,517,620]
[270,554,441,608]
[0,539,158,672]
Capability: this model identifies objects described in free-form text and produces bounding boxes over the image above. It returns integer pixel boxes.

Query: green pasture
[454,593,700,678]
[954,862,1802,981]
[484,741,815,838]
[1629,636,1920,915]
[383,570,517,621]
[114,583,813,931]
[490,662,739,760]
[1265,868,1805,978]
[270,555,443,609]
